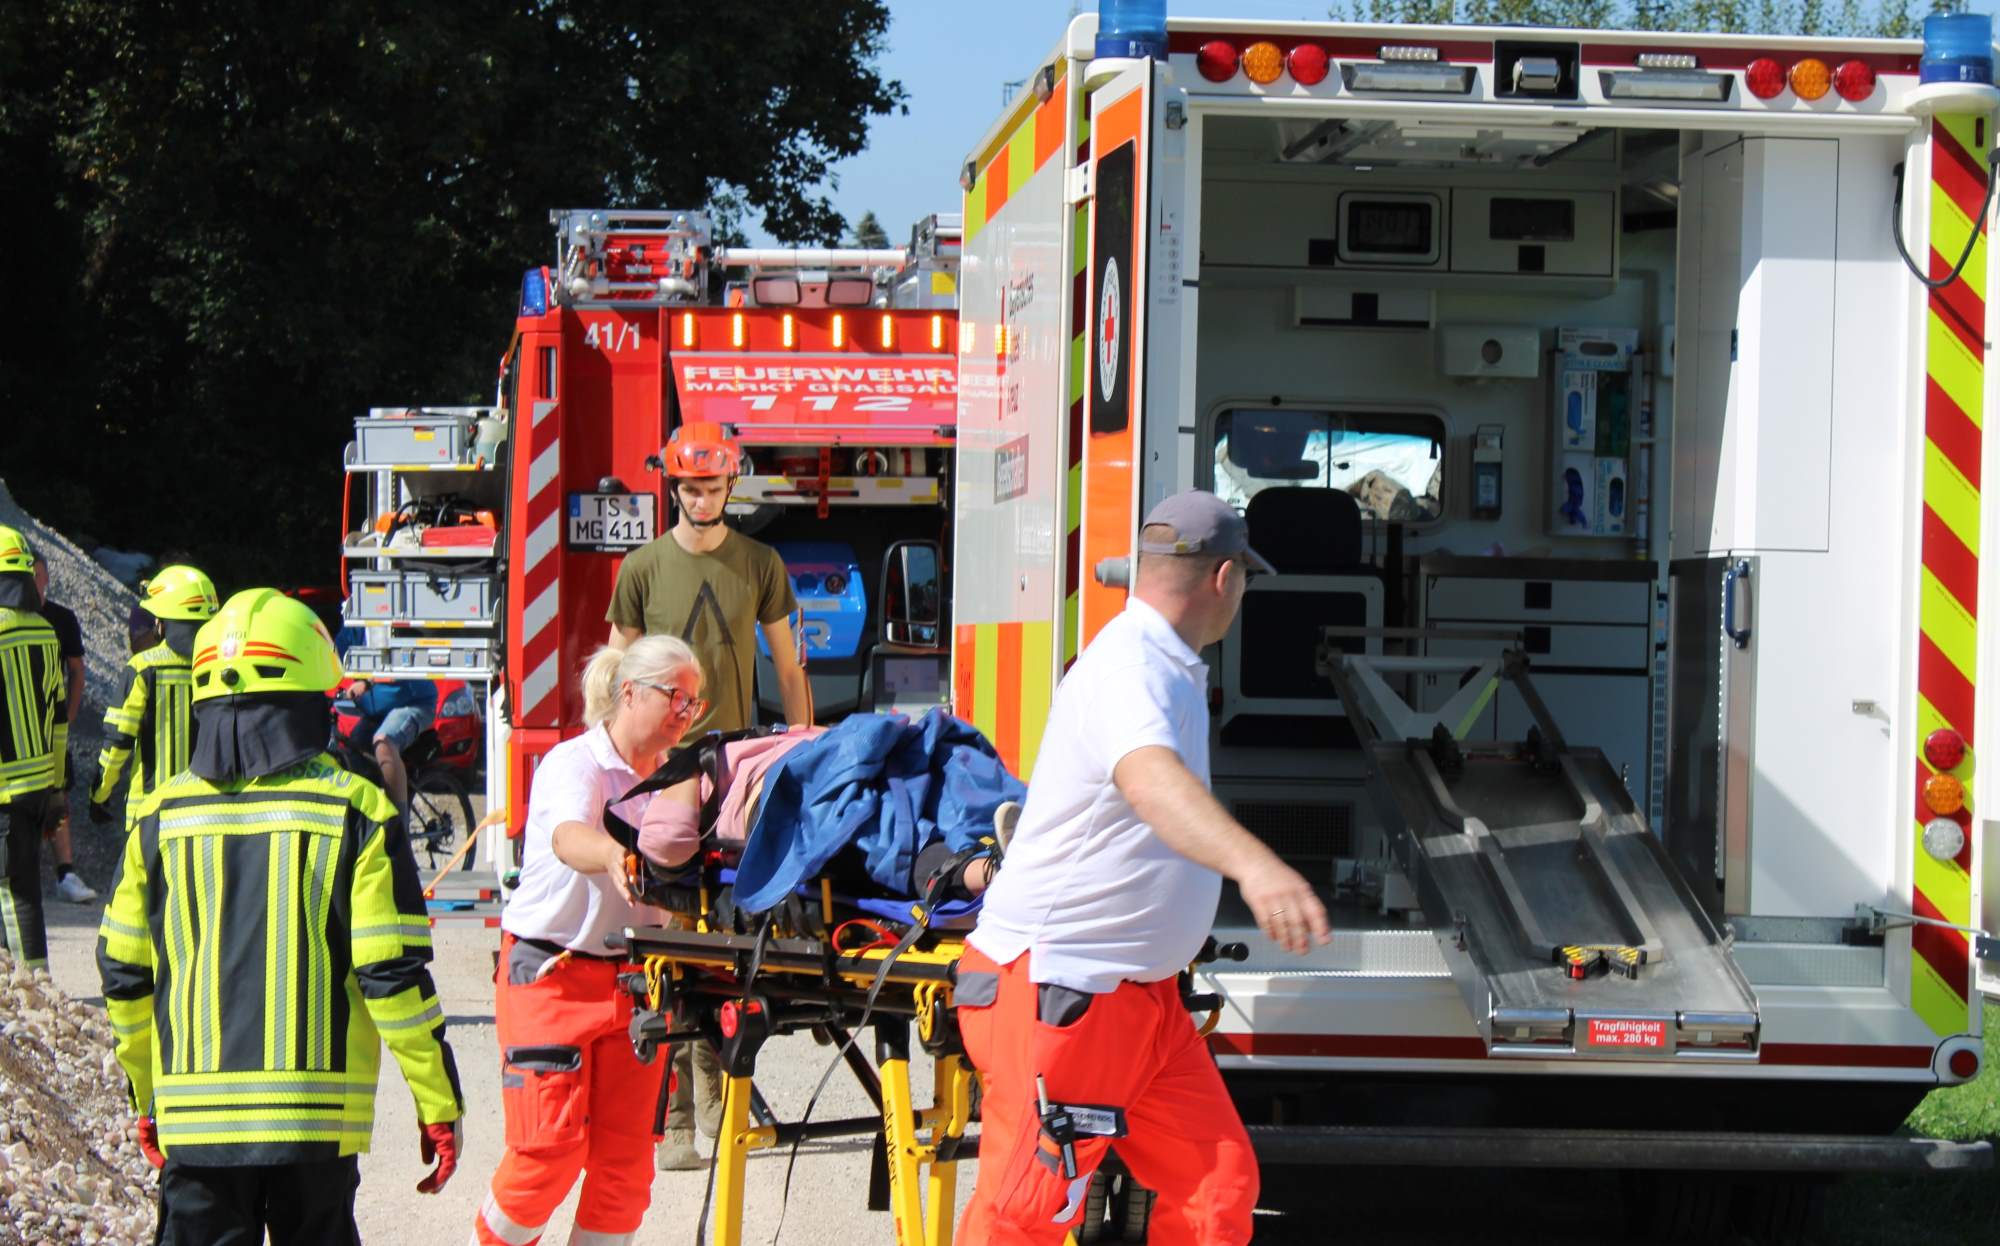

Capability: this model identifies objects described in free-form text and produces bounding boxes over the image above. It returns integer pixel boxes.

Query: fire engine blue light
[1096,0,1167,61]
[519,268,548,317]
[1921,12,1994,85]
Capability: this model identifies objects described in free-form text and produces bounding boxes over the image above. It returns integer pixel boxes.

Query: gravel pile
[0,948,157,1245]
[0,477,143,890]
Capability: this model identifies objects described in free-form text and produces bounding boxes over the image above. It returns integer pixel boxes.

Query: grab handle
[1722,559,1752,650]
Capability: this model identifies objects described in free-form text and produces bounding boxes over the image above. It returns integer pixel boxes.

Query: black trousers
[154,1155,362,1246]
[0,788,49,967]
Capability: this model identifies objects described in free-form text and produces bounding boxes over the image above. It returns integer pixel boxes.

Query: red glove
[417,1119,462,1194]
[135,1117,165,1169]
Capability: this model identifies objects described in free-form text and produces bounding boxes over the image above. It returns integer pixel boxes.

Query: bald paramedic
[957,488,1332,1245]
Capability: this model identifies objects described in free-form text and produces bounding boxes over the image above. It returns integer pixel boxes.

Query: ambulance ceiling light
[1790,57,1833,100]
[1242,41,1285,85]
[1197,40,1240,82]
[1833,59,1877,100]
[1745,57,1787,99]
[1345,61,1477,94]
[1600,68,1733,101]
[1922,816,1967,863]
[1288,43,1331,86]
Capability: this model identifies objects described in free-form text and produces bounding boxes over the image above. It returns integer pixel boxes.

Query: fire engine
[489,208,964,875]
[937,5,1998,1221]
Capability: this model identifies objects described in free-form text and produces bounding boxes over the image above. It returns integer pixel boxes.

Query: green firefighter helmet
[141,564,221,621]
[0,526,34,575]
[192,588,343,702]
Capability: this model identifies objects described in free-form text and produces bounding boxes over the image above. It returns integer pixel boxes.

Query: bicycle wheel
[409,768,477,870]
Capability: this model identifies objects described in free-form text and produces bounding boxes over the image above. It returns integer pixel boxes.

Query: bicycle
[331,727,477,871]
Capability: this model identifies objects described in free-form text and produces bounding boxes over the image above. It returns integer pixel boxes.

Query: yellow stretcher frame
[625,922,981,1246]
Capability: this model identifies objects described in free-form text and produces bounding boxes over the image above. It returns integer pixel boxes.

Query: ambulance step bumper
[1242,1124,1993,1172]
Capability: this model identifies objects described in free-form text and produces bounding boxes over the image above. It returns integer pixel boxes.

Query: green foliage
[847,211,893,250]
[0,0,901,588]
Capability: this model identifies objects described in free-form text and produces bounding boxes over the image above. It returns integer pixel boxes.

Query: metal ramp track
[1324,644,1760,1062]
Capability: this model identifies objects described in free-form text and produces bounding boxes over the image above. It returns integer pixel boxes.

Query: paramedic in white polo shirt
[957,488,1332,1246]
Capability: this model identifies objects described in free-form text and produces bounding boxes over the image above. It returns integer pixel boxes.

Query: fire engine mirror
[826,278,877,308]
[750,276,801,307]
[881,540,944,649]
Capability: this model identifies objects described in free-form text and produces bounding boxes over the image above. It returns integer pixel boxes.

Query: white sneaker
[57,873,98,904]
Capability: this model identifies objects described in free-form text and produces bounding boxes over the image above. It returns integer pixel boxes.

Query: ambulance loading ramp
[1322,642,1760,1062]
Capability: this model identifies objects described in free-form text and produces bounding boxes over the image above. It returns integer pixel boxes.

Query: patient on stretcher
[632,708,1022,913]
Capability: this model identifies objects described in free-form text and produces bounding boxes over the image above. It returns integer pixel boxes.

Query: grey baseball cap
[1138,490,1275,574]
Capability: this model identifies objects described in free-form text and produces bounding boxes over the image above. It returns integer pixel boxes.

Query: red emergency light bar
[674,308,954,355]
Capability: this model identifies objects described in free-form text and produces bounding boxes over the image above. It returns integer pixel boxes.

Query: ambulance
[944,8,1999,1213]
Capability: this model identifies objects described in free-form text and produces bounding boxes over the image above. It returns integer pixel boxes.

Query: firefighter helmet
[141,564,221,621]
[663,422,744,478]
[0,526,33,575]
[191,588,343,702]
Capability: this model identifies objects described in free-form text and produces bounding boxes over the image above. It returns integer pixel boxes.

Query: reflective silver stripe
[156,1080,367,1098]
[111,1016,149,1036]
[351,920,431,941]
[376,1000,444,1032]
[270,831,293,1069]
[568,1231,635,1246]
[478,1192,546,1246]
[305,834,335,1067]
[156,1117,345,1137]
[100,913,147,941]
[159,806,346,831]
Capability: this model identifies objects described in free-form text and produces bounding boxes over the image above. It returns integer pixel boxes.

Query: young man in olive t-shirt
[606,423,808,734]
[606,423,808,1172]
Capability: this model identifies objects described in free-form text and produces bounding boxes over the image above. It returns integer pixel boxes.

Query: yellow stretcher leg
[712,1072,757,1246]
[879,1044,928,1244]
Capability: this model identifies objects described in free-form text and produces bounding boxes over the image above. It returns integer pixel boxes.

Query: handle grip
[1722,559,1752,650]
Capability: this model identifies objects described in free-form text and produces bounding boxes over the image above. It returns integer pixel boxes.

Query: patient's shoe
[993,801,1022,859]
[656,1128,704,1171]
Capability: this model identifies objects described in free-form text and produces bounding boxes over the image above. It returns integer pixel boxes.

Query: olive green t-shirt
[606,529,797,735]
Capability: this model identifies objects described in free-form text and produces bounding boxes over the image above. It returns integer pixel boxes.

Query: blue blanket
[731,709,1025,914]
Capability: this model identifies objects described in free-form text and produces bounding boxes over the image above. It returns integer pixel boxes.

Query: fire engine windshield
[1213,408,1443,522]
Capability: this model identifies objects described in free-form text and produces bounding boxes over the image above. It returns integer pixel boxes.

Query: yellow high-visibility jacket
[97,753,463,1165]
[0,606,65,802]
[92,641,194,812]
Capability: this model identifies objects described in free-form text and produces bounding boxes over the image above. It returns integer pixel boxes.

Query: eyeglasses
[634,680,707,721]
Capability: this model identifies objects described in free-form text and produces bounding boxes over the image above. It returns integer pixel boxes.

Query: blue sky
[751,0,2000,248]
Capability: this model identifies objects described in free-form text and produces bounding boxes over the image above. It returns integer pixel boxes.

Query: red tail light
[1949,1048,1980,1079]
[1924,727,1965,771]
[1833,60,1876,101]
[1197,40,1240,82]
[1746,58,1786,99]
[1288,43,1331,86]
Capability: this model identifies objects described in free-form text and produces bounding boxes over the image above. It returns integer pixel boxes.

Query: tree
[0,0,902,586]
[848,211,893,250]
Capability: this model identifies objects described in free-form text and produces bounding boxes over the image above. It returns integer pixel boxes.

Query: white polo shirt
[969,598,1220,993]
[501,724,654,955]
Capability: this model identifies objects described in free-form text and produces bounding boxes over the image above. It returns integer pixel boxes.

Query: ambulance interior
[1189,109,1917,974]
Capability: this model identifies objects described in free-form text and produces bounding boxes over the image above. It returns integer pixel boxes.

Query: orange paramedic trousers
[473,933,667,1246]
[956,945,1259,1245]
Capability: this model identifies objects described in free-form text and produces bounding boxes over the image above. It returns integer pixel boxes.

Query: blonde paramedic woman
[470,636,707,1246]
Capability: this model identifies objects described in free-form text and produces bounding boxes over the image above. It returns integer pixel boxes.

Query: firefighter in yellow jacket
[0,525,66,969]
[88,564,219,829]
[97,589,465,1244]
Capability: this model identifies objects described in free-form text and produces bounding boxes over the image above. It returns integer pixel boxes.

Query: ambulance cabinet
[1417,555,1654,800]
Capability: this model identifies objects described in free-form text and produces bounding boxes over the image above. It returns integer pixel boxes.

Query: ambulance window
[1213,409,1443,523]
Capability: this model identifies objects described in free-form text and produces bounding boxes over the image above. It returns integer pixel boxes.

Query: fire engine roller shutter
[1911,108,1988,1033]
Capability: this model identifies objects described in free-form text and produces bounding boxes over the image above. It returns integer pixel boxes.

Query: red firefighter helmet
[663,422,745,479]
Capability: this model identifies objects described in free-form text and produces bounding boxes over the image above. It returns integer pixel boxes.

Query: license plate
[567,493,656,550]
[1586,1018,1667,1049]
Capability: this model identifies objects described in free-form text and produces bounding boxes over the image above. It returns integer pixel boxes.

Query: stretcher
[614,869,1244,1246]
